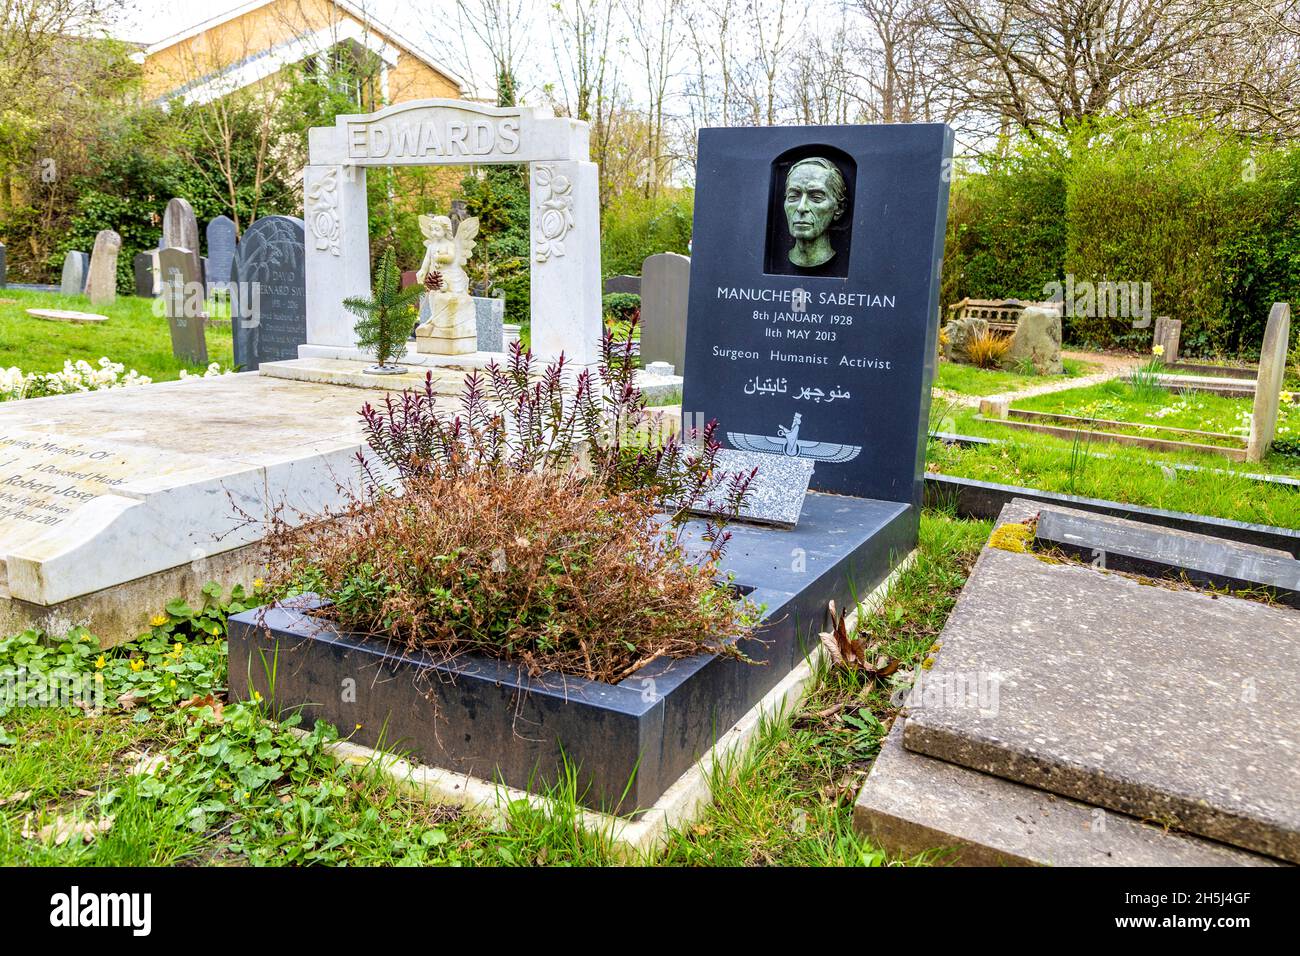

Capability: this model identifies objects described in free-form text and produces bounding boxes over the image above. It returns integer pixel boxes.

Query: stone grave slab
[0,373,423,643]
[231,216,306,370]
[902,500,1300,863]
[682,124,952,505]
[1035,506,1300,607]
[60,251,89,296]
[474,295,505,352]
[854,720,1282,866]
[26,308,107,325]
[162,197,200,256]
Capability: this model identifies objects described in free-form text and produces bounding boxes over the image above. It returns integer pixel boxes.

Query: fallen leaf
[127,753,169,776]
[22,814,114,845]
[0,790,32,807]
[178,694,223,723]
[117,691,146,710]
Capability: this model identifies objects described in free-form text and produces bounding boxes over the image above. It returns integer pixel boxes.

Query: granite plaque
[682,124,952,505]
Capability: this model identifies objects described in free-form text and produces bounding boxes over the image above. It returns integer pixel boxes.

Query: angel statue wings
[417,214,478,296]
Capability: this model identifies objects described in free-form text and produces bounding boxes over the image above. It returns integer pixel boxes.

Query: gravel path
[936,350,1142,409]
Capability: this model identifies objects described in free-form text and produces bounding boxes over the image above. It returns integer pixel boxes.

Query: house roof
[140,0,464,92]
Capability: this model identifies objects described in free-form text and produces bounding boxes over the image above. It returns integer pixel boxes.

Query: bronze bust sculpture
[783,157,847,270]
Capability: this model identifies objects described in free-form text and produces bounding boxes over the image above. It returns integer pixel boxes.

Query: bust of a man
[783,157,847,269]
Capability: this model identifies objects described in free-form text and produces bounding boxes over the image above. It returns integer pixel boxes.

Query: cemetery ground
[0,512,985,866]
[0,289,234,382]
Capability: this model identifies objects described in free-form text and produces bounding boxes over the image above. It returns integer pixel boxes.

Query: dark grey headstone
[159,246,208,365]
[603,274,640,295]
[60,251,89,295]
[640,252,690,374]
[0,241,6,288]
[681,124,953,504]
[205,215,236,292]
[474,295,504,352]
[133,251,159,298]
[231,216,306,371]
[1035,507,1300,607]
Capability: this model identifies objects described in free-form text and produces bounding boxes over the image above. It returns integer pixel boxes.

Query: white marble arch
[302,99,602,366]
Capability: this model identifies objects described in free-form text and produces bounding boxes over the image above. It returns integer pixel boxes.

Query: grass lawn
[928,407,1300,528]
[0,511,987,867]
[1011,376,1300,444]
[934,356,1093,397]
[0,288,234,382]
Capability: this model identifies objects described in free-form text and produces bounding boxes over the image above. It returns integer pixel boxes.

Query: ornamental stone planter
[228,493,916,815]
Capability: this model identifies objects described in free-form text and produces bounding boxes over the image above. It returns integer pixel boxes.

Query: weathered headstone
[133,251,160,298]
[640,252,690,374]
[1248,302,1292,462]
[1007,305,1063,374]
[0,241,6,288]
[450,199,469,230]
[603,274,640,295]
[60,251,89,296]
[205,216,237,294]
[1153,316,1181,362]
[162,198,200,258]
[230,216,306,371]
[85,230,122,307]
[160,246,208,365]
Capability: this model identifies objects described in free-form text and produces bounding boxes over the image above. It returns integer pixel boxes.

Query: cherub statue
[416,214,478,295]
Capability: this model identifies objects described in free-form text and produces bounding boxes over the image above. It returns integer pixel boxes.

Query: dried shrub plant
[267,318,758,683]
[966,330,1013,369]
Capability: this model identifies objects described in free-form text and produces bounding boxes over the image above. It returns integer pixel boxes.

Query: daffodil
[1151,344,1165,357]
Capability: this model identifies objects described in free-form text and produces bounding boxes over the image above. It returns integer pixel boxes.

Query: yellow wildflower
[95,655,107,670]
[253,690,264,703]
[150,613,168,627]
[253,578,265,591]
[130,659,145,673]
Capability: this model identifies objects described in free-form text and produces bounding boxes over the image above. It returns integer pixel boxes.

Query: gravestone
[640,252,690,374]
[0,241,6,288]
[60,251,89,296]
[682,124,953,503]
[27,308,107,325]
[474,296,505,352]
[603,274,640,295]
[450,199,469,230]
[1007,305,1063,374]
[162,198,200,258]
[1247,302,1292,462]
[159,246,208,365]
[133,251,160,298]
[1153,316,1181,362]
[205,216,237,294]
[230,216,306,371]
[85,230,122,307]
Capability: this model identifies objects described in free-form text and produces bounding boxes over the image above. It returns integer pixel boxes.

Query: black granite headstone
[231,216,306,371]
[604,274,640,295]
[133,251,157,297]
[681,124,952,505]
